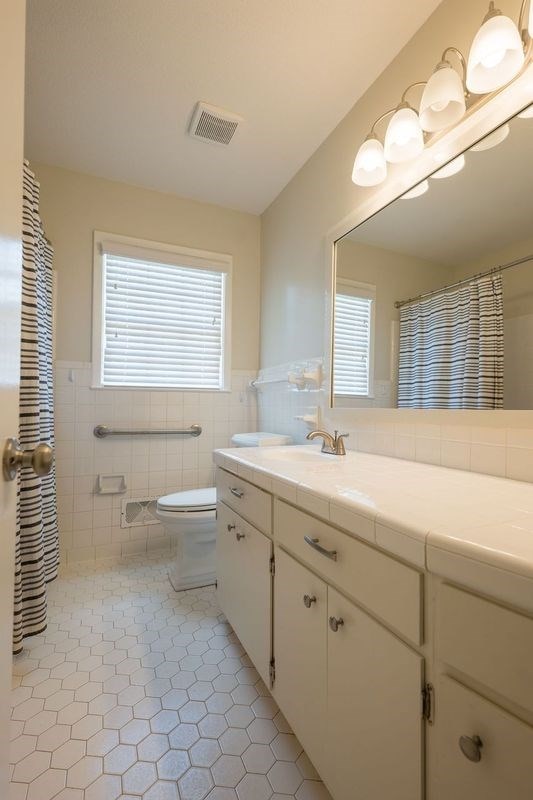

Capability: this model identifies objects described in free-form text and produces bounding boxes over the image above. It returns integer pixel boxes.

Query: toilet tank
[231,431,292,447]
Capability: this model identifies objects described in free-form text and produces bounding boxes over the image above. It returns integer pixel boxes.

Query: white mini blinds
[94,236,231,390]
[333,281,375,397]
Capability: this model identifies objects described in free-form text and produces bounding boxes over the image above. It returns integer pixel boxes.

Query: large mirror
[332,106,533,410]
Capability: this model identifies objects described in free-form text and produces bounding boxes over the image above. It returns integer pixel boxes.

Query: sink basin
[255,446,334,464]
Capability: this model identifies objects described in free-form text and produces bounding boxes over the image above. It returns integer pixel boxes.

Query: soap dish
[95,474,127,495]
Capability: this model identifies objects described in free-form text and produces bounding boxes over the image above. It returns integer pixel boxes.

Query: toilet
[156,431,292,591]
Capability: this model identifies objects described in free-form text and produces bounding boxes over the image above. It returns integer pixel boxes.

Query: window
[92,232,231,389]
[333,280,376,397]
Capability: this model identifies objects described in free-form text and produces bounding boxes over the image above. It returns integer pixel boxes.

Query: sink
[255,446,334,464]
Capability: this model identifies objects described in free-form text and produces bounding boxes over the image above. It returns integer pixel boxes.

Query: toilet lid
[157,487,217,512]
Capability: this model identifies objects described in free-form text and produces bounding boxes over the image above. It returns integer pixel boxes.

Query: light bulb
[384,107,424,163]
[466,7,525,94]
[400,181,429,200]
[352,137,387,186]
[420,64,466,132]
[470,123,510,151]
[431,154,466,179]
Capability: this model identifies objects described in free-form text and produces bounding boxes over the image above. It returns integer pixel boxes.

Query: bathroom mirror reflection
[332,106,533,410]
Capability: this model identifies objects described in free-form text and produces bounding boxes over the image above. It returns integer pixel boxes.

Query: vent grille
[121,497,159,528]
[189,102,242,146]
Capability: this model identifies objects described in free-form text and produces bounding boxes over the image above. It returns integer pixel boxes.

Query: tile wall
[54,361,258,563]
[257,358,533,485]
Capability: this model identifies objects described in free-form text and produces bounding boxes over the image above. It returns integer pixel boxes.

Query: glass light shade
[530,1,533,36]
[466,13,525,93]
[400,180,429,200]
[420,66,466,132]
[384,107,424,163]
[431,154,466,179]
[518,103,533,119]
[470,122,510,151]
[352,138,387,186]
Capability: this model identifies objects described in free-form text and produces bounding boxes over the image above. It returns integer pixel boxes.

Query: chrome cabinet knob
[3,438,54,481]
[329,616,344,632]
[459,735,483,763]
[227,524,236,532]
[303,594,317,608]
[236,532,246,541]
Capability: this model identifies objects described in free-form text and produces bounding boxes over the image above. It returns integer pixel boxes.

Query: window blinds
[333,292,373,396]
[102,252,226,388]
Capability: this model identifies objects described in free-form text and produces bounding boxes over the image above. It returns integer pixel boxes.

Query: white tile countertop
[214,445,533,614]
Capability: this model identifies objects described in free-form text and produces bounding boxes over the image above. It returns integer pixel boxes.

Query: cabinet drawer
[275,499,422,645]
[437,583,533,715]
[216,467,272,534]
[216,501,272,684]
[433,676,533,800]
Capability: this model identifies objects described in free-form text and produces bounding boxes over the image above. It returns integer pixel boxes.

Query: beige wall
[260,0,524,368]
[35,163,261,370]
[336,239,450,384]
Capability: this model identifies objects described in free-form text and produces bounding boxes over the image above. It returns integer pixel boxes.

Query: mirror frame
[324,65,533,423]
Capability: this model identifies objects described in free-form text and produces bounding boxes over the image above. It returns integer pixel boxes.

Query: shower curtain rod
[394,253,533,309]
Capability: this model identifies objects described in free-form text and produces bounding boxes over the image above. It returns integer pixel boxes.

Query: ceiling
[25,0,442,214]
[344,111,533,266]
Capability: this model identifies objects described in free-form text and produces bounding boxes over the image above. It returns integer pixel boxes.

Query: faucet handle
[333,431,349,455]
[334,430,349,441]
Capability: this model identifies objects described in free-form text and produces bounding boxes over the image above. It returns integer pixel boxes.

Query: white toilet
[156,431,292,591]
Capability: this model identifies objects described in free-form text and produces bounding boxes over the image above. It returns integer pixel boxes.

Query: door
[216,501,272,684]
[1,2,25,797]
[273,547,327,775]
[326,587,424,800]
[432,675,533,800]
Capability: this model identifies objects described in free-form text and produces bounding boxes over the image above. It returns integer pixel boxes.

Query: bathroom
[2,0,533,798]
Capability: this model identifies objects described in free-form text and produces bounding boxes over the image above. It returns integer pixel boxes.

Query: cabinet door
[432,676,533,800]
[326,587,424,800]
[273,547,327,774]
[216,501,272,684]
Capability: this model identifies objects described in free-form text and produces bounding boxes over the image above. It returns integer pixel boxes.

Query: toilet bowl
[156,431,292,591]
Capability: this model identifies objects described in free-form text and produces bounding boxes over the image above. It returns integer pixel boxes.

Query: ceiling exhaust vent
[189,102,242,146]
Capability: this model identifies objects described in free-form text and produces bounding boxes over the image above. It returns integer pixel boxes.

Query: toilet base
[169,566,216,592]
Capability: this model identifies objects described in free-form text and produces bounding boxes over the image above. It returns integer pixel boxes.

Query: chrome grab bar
[94,424,202,439]
[229,487,244,499]
[304,535,338,561]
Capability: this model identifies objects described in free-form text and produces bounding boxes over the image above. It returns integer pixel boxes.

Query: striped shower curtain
[398,275,504,409]
[13,162,59,654]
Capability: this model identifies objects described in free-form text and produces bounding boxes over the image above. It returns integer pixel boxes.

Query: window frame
[333,278,376,399]
[92,230,232,391]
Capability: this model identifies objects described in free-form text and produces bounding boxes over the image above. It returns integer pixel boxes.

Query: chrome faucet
[306,429,349,456]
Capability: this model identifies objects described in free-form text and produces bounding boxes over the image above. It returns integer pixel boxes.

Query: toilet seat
[157,486,217,513]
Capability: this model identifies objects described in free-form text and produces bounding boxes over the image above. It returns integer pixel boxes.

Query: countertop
[214,445,533,614]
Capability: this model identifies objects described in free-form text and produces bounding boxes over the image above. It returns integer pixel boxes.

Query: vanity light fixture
[470,122,510,150]
[430,153,466,179]
[400,180,429,199]
[351,0,531,188]
[419,48,467,132]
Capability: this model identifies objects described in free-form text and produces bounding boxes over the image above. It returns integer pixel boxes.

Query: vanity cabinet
[216,500,272,685]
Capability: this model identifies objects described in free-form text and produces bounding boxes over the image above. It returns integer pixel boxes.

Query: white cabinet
[325,586,424,800]
[433,676,533,800]
[273,546,327,774]
[216,500,272,685]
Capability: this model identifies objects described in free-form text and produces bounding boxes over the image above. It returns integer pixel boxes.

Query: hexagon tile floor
[10,554,332,800]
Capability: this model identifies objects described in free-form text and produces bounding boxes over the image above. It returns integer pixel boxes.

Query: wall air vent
[121,497,159,528]
[188,102,243,145]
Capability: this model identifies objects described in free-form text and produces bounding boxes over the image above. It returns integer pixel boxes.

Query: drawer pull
[459,735,483,763]
[303,594,317,608]
[230,487,244,499]
[329,616,344,632]
[304,535,337,561]
[227,524,236,532]
[236,532,246,541]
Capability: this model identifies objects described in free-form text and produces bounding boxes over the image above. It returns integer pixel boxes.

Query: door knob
[459,735,483,763]
[329,616,344,632]
[303,594,317,608]
[3,438,54,481]
[236,532,245,541]
[227,524,236,532]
